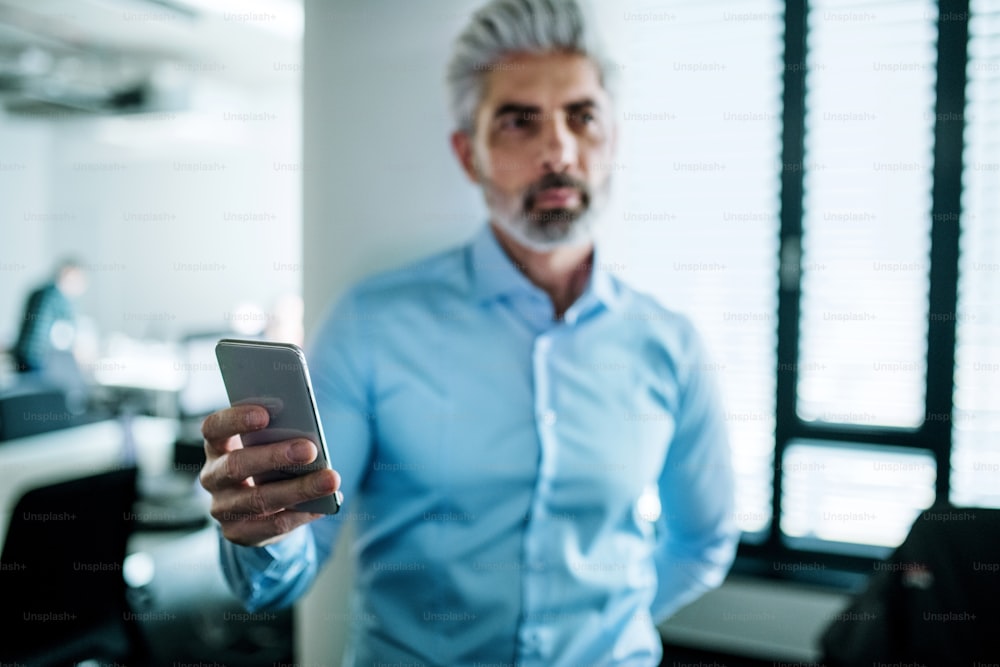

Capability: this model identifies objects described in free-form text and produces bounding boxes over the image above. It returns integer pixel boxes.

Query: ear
[450,130,481,184]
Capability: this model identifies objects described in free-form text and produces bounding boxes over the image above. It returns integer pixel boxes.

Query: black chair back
[0,466,147,666]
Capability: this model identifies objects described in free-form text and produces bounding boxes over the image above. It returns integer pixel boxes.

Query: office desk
[659,575,852,663]
[0,415,175,543]
[0,416,292,666]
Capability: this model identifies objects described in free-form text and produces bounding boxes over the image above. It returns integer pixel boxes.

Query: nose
[540,113,577,173]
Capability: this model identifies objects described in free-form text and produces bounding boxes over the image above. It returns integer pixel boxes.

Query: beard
[481,170,611,252]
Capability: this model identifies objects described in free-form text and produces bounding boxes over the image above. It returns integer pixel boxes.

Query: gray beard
[483,178,611,252]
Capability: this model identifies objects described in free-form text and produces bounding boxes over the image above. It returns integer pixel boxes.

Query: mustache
[524,172,591,209]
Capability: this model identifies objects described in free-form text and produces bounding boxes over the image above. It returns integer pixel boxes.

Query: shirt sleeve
[218,289,375,611]
[650,321,739,623]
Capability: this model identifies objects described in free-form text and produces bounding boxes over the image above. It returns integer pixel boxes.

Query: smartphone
[215,338,342,514]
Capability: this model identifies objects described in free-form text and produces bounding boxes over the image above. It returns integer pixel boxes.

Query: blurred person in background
[12,257,89,375]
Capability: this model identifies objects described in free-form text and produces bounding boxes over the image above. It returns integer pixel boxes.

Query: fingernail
[316,472,337,493]
[244,410,266,429]
[288,440,314,463]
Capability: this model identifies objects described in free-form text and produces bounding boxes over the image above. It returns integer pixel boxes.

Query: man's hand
[199,404,341,547]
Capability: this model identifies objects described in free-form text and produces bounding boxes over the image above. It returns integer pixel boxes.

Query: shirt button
[540,409,557,426]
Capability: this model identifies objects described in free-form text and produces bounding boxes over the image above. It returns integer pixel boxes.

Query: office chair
[0,466,150,666]
[818,503,1000,666]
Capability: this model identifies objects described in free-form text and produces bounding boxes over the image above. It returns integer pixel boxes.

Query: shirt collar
[468,224,622,318]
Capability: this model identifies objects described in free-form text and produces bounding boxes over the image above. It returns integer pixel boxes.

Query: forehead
[479,50,607,108]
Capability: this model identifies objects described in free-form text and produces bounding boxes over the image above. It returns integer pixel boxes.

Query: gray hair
[446,0,619,134]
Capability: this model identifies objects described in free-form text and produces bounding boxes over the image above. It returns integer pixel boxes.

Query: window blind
[797,0,937,429]
[779,0,940,552]
[603,0,784,536]
[951,0,1000,509]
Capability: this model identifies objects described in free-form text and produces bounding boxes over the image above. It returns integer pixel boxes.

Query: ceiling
[0,0,301,116]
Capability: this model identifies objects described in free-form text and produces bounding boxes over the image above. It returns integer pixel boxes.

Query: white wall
[299,1,482,661]
[301,1,485,336]
[0,115,54,346]
[0,75,302,362]
[50,83,302,341]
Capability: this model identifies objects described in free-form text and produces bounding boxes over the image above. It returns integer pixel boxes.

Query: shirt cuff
[219,525,313,611]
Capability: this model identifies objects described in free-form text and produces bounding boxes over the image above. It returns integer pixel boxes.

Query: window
[950,0,1000,510]
[785,0,940,556]
[781,440,936,553]
[608,0,996,573]
[797,0,936,430]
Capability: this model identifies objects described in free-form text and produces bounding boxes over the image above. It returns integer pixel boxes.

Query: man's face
[59,267,88,298]
[454,51,616,251]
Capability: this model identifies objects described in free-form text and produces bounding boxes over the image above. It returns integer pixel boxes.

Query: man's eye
[500,115,532,131]
[571,111,596,126]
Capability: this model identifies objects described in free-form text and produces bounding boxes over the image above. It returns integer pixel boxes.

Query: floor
[661,642,825,667]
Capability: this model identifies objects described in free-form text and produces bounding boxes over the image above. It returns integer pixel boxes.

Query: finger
[219,508,326,547]
[201,405,270,454]
[201,438,319,492]
[210,468,340,519]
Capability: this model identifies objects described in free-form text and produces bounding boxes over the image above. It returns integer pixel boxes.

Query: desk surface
[0,416,177,542]
[659,574,852,662]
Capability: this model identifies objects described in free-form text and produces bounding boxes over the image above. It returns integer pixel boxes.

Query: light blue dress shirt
[219,224,739,666]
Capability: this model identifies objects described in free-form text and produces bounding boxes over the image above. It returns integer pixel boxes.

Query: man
[200,1,738,664]
[12,258,88,374]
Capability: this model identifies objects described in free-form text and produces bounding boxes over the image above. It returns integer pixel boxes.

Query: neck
[490,223,593,319]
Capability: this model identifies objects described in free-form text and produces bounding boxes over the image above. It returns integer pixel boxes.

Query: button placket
[519,332,558,665]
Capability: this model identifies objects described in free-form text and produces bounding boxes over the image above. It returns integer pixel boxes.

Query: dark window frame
[732,0,970,587]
